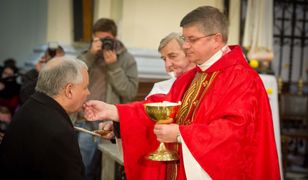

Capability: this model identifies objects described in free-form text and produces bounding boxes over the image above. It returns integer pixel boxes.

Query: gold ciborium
[144,101,181,161]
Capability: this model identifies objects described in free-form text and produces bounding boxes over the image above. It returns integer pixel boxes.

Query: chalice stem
[157,142,168,152]
[147,142,178,161]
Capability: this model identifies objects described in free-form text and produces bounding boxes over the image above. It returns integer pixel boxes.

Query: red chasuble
[116,45,280,180]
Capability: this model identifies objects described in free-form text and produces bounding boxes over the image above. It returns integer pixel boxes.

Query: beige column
[47,0,73,44]
[228,0,240,45]
[94,0,122,22]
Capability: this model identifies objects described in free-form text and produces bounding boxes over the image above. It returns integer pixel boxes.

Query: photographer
[19,44,65,104]
[74,18,138,180]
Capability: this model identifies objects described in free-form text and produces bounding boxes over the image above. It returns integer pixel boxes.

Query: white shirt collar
[197,45,230,71]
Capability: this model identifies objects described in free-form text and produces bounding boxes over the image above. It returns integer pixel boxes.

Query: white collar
[197,45,230,71]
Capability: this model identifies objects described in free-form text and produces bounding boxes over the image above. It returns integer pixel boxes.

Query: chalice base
[147,143,179,161]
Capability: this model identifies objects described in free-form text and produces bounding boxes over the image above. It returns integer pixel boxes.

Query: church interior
[0,0,307,179]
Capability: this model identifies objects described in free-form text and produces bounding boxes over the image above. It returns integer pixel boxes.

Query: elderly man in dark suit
[0,57,90,180]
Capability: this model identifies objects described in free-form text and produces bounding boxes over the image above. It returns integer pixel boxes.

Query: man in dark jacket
[0,57,90,180]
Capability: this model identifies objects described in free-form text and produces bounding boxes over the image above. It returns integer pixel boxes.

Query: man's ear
[64,83,73,99]
[214,33,223,43]
[213,33,224,49]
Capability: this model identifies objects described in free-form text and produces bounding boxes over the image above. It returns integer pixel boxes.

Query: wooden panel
[134,78,165,101]
[82,0,93,42]
[73,0,93,42]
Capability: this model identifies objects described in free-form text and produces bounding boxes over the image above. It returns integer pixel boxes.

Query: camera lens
[100,37,115,50]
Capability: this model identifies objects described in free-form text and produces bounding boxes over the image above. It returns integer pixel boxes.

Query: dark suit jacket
[19,68,38,104]
[0,92,85,180]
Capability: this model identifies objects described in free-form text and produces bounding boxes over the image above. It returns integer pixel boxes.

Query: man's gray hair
[35,57,88,97]
[180,6,229,43]
[158,32,184,52]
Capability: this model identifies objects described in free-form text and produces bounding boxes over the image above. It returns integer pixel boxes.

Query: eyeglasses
[180,33,217,44]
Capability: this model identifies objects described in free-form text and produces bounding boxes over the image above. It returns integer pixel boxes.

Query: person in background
[0,58,17,74]
[19,44,65,104]
[0,59,20,114]
[147,32,195,98]
[0,62,20,97]
[73,18,138,180]
[83,6,280,180]
[0,106,12,144]
[0,57,89,180]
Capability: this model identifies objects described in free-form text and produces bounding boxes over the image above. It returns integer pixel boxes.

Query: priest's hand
[95,121,114,139]
[154,124,179,143]
[83,100,119,122]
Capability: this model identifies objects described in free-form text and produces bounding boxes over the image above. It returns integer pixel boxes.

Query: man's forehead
[182,25,204,35]
[93,31,114,39]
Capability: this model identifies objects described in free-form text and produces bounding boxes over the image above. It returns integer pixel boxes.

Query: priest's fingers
[103,132,114,139]
[83,107,97,121]
[154,125,170,142]
[154,124,179,143]
[153,124,164,135]
[95,130,114,139]
[83,100,103,109]
[83,101,106,121]
[99,122,113,131]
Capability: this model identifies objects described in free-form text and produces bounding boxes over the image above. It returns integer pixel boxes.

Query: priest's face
[181,25,219,65]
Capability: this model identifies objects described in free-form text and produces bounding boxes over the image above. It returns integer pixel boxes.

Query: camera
[100,37,115,50]
[47,42,59,58]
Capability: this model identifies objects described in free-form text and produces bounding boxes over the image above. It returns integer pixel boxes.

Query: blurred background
[0,0,307,179]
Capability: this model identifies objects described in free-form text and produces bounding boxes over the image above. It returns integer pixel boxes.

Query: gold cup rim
[144,101,181,107]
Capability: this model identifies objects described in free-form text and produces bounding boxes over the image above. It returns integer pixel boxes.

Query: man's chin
[187,55,195,62]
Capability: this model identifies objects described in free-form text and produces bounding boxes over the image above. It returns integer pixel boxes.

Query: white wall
[228,0,240,45]
[0,0,47,67]
[119,0,223,49]
[0,0,250,73]
[47,0,73,44]
[46,0,242,49]
[47,0,227,49]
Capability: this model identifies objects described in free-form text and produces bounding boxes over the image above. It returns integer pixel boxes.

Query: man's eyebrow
[167,52,177,56]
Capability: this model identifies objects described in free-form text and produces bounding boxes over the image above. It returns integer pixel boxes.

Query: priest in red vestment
[83,6,281,180]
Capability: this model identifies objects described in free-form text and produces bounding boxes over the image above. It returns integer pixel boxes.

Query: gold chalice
[144,101,181,161]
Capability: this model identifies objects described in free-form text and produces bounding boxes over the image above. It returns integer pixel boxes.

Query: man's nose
[165,58,173,69]
[182,42,191,50]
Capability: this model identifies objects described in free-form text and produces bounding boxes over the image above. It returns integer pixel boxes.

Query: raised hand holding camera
[103,49,117,64]
[90,37,102,55]
[90,37,117,64]
[101,37,117,64]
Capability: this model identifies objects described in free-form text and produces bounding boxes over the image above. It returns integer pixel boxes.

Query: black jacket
[0,75,20,98]
[19,69,39,104]
[0,92,84,180]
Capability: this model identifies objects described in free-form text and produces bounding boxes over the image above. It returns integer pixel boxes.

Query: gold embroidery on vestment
[175,71,219,125]
[168,71,219,180]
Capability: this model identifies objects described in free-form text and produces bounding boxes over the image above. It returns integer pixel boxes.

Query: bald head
[44,57,64,68]
[35,57,88,97]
